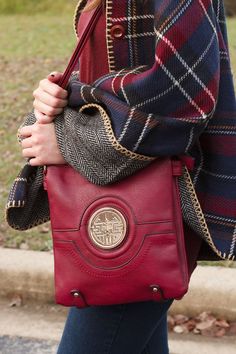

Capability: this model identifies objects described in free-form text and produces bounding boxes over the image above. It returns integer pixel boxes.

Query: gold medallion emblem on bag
[88,207,127,249]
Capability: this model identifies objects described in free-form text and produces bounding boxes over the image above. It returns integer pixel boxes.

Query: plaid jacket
[6,0,236,260]
[65,0,236,259]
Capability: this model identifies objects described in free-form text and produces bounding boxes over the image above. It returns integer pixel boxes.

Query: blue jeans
[57,300,173,354]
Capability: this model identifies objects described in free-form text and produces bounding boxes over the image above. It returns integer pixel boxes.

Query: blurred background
[0,0,78,252]
[0,0,235,258]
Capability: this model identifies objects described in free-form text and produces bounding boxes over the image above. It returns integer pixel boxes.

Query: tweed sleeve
[54,0,222,185]
[6,110,51,230]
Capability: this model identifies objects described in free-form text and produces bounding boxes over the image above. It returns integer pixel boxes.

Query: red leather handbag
[44,5,191,308]
[44,158,189,307]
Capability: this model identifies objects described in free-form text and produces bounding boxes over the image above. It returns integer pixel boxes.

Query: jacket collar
[73,0,155,73]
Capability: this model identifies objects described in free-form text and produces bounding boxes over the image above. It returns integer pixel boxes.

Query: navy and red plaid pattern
[69,0,236,258]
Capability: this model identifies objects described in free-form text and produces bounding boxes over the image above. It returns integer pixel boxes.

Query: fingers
[20,127,42,162]
[21,136,33,149]
[37,78,68,99]
[33,102,63,117]
[47,71,63,84]
[34,109,54,124]
[22,147,35,159]
[33,99,64,117]
[19,123,42,139]
[33,75,68,119]
[28,157,40,166]
[31,72,68,124]
[34,109,46,122]
[33,88,67,109]
[19,122,66,166]
[18,125,33,138]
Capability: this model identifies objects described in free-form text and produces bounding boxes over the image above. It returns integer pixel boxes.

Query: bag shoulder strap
[58,4,102,89]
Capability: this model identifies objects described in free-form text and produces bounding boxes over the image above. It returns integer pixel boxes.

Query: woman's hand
[19,122,66,166]
[33,72,68,124]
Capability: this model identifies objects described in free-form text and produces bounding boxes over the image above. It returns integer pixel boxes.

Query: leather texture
[44,158,190,308]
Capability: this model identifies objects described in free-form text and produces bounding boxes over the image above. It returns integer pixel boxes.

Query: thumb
[47,71,63,84]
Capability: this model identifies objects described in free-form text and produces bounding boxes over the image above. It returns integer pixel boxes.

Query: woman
[8,0,236,353]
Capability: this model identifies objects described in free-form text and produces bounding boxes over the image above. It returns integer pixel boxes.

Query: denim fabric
[57,300,173,354]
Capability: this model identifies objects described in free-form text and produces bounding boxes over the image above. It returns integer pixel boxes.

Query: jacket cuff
[54,104,153,185]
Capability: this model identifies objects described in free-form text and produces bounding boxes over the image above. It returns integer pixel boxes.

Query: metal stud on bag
[70,290,87,307]
[150,285,165,301]
[71,290,81,298]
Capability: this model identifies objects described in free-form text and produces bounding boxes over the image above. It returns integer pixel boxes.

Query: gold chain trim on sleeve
[106,0,116,72]
[183,167,235,261]
[79,103,155,161]
[73,0,87,38]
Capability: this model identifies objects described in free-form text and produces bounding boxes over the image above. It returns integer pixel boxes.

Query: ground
[0,298,235,354]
